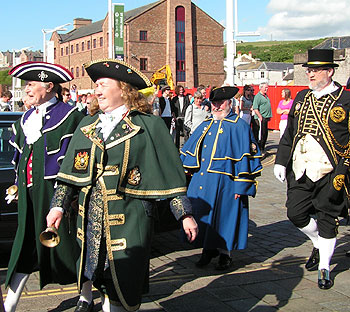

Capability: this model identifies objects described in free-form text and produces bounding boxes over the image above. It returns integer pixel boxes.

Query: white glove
[5,193,16,204]
[274,164,286,183]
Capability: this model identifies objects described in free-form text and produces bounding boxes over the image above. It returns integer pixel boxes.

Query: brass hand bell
[39,226,60,248]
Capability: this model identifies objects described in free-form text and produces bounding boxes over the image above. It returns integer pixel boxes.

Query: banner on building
[113,3,124,59]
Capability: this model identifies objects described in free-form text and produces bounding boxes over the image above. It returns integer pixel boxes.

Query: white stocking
[101,295,130,312]
[298,218,319,249]
[318,236,336,271]
[4,272,29,312]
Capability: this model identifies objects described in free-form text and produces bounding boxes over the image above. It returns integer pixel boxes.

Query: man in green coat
[47,59,198,312]
[4,62,85,312]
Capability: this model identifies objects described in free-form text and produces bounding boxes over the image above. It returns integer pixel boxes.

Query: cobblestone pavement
[1,130,350,311]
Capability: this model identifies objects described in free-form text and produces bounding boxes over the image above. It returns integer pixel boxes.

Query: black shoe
[215,254,233,270]
[305,247,319,271]
[75,300,94,312]
[195,249,219,267]
[318,269,333,290]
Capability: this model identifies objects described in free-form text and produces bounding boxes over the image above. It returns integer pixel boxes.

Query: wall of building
[192,4,224,87]
[51,0,224,91]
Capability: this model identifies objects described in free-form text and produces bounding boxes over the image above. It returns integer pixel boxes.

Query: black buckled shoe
[74,300,94,312]
[195,249,219,267]
[215,254,233,270]
[305,247,319,271]
[318,269,333,290]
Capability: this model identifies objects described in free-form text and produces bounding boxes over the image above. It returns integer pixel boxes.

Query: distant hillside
[234,39,326,63]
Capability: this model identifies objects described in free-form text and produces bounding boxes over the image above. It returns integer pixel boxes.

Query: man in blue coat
[180,86,263,270]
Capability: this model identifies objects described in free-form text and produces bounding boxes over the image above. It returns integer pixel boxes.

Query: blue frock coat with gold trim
[180,110,262,251]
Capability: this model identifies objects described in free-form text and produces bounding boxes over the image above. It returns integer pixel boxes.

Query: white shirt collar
[97,105,129,141]
[33,96,57,114]
[312,81,338,99]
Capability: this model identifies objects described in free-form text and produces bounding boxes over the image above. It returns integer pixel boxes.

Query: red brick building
[51,0,225,92]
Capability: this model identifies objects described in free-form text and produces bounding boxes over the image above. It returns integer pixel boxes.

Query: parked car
[0,112,23,247]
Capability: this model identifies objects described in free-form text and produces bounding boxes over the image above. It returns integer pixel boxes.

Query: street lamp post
[42,23,70,62]
[11,46,32,111]
[225,0,260,85]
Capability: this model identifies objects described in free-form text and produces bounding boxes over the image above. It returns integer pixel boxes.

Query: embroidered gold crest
[330,107,346,123]
[333,174,345,191]
[74,151,89,170]
[127,166,141,186]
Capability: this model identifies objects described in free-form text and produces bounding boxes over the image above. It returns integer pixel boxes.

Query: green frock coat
[55,110,189,311]
[6,103,84,289]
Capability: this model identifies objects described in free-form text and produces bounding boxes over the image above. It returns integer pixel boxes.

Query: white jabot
[292,134,333,182]
[96,105,129,141]
[311,81,338,99]
[22,97,57,145]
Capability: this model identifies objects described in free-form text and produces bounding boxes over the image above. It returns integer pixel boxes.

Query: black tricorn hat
[302,49,339,68]
[9,61,74,83]
[209,86,239,102]
[84,59,151,90]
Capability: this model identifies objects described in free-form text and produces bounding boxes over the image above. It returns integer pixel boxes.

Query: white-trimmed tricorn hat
[9,61,74,83]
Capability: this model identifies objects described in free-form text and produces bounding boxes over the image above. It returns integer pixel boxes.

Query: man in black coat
[274,49,350,290]
[172,84,190,147]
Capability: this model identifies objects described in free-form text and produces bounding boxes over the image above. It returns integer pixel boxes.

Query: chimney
[73,18,92,30]
[237,51,242,57]
[249,51,252,58]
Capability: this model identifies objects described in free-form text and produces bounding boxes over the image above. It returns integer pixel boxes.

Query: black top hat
[9,61,74,83]
[209,86,239,102]
[84,59,151,90]
[302,49,339,68]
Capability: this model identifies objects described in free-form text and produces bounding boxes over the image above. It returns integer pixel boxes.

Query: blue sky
[1,0,350,52]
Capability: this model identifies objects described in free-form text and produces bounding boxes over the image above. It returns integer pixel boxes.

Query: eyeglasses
[64,93,70,96]
[305,68,329,74]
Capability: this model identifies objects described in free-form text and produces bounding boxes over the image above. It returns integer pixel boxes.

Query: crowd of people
[1,48,349,312]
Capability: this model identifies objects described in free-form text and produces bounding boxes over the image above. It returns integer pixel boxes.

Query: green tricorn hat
[209,86,239,101]
[302,49,339,68]
[84,59,152,90]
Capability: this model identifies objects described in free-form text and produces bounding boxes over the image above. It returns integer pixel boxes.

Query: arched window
[175,6,186,82]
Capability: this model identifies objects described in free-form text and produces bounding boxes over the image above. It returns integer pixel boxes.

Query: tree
[0,70,12,86]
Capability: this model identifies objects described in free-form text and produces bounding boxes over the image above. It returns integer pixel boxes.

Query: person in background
[159,85,175,130]
[276,88,293,138]
[3,61,84,312]
[0,91,12,111]
[76,94,88,112]
[274,49,350,290]
[61,87,74,106]
[233,90,241,115]
[184,91,210,136]
[197,85,211,112]
[85,94,99,116]
[70,84,78,104]
[240,85,254,125]
[172,84,191,147]
[149,85,160,116]
[46,59,198,312]
[252,82,272,153]
[181,86,262,270]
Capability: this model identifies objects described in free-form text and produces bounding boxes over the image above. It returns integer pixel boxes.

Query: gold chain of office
[322,115,350,157]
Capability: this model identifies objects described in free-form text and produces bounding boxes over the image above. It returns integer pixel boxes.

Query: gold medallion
[330,107,346,123]
[333,174,345,191]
